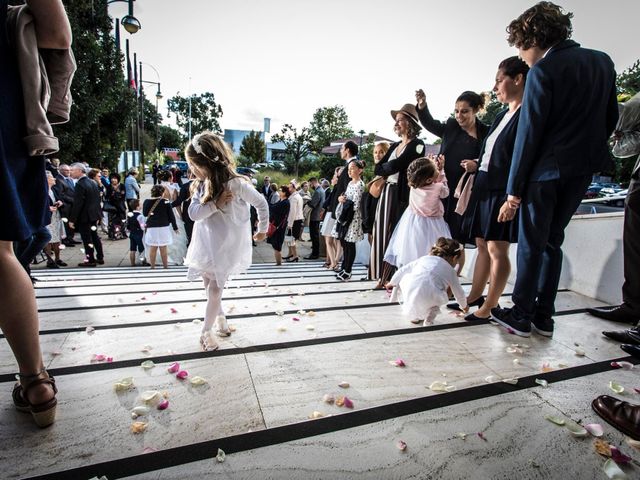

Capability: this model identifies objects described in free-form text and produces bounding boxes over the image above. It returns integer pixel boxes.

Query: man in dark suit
[259,175,271,200]
[56,162,79,246]
[171,173,194,246]
[304,177,325,259]
[491,2,618,338]
[329,140,359,219]
[68,162,104,267]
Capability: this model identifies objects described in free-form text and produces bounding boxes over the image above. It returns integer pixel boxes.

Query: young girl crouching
[387,237,468,325]
[184,132,269,351]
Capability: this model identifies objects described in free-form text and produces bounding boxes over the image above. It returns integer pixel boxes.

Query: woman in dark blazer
[267,186,291,265]
[415,88,490,272]
[371,104,425,287]
[452,57,529,321]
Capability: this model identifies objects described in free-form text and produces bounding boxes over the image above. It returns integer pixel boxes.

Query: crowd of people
[1,0,639,444]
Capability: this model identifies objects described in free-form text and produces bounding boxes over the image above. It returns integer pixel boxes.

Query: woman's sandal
[12,369,58,428]
[200,331,220,352]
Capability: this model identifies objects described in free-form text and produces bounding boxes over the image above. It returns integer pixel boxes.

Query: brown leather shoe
[592,395,640,440]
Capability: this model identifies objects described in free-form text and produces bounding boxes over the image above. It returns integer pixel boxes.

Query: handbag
[367,176,385,199]
[284,227,294,244]
[454,172,475,215]
[102,200,117,213]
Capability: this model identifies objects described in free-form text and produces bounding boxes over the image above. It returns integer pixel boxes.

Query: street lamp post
[141,63,162,152]
[358,129,366,148]
[107,0,141,37]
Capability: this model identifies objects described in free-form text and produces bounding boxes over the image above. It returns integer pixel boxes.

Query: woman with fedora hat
[371,104,425,287]
[415,89,490,273]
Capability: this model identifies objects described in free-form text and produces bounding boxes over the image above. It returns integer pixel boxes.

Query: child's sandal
[13,370,58,428]
[200,331,219,352]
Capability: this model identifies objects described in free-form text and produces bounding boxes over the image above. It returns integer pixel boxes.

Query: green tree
[54,0,136,169]
[270,124,312,178]
[167,92,223,140]
[479,92,504,126]
[157,125,184,151]
[308,105,354,153]
[617,59,640,98]
[239,131,266,164]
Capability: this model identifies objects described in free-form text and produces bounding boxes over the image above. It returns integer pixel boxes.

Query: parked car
[162,161,189,174]
[269,161,285,170]
[602,189,628,208]
[600,186,624,196]
[251,163,270,170]
[236,167,258,177]
[584,186,603,199]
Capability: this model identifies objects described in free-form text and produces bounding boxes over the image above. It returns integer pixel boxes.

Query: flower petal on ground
[391,359,406,367]
[141,360,155,369]
[322,394,335,404]
[216,448,226,463]
[86,326,95,335]
[574,347,586,356]
[545,415,566,426]
[309,411,324,419]
[535,379,549,388]
[484,375,496,383]
[276,325,287,332]
[502,378,518,385]
[595,439,612,457]
[190,376,208,386]
[611,361,634,370]
[610,446,632,465]
[167,362,180,373]
[176,370,189,380]
[92,354,106,362]
[397,440,407,451]
[477,432,487,441]
[131,405,150,417]
[429,381,449,392]
[335,396,345,407]
[306,325,315,331]
[609,381,625,394]
[292,317,300,321]
[343,397,354,408]
[114,377,134,392]
[565,419,588,438]
[338,381,350,388]
[585,423,604,437]
[141,390,161,403]
[170,308,178,314]
[626,438,640,451]
[130,422,147,434]
[456,432,467,440]
[157,399,169,410]
[603,458,628,479]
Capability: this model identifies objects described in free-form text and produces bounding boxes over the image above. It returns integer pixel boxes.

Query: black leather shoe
[448,296,485,312]
[587,305,639,325]
[304,255,319,260]
[602,329,640,345]
[621,344,640,359]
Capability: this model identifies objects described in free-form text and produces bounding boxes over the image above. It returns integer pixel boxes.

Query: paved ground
[3,259,639,479]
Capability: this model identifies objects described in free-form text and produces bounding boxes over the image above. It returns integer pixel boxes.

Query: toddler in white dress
[184,132,269,351]
[387,237,468,325]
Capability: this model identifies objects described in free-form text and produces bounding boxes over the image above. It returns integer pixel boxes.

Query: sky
[107,0,640,144]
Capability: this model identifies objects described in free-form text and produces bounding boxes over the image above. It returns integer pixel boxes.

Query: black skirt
[291,219,304,240]
[462,171,518,244]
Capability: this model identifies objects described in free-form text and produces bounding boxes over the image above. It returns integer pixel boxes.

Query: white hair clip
[192,134,203,155]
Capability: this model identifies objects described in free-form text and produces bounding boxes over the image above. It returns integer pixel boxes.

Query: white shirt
[479,110,516,172]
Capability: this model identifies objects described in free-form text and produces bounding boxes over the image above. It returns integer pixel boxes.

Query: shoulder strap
[147,198,163,216]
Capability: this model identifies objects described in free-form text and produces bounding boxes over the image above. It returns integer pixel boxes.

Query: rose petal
[130,421,147,434]
[157,399,169,410]
[485,375,496,383]
[309,411,324,419]
[308,311,316,316]
[396,440,407,451]
[456,432,467,440]
[335,396,345,407]
[131,405,150,417]
[545,415,566,426]
[106,357,113,362]
[610,446,633,465]
[323,394,335,404]
[141,390,161,403]
[626,437,640,452]
[141,360,155,369]
[585,423,604,437]
[90,226,97,231]
[343,396,354,408]
[565,419,588,438]
[535,378,549,388]
[575,347,586,356]
[167,362,180,373]
[170,308,178,314]
[392,359,406,367]
[611,361,634,370]
[92,354,106,362]
[216,448,226,463]
[595,438,612,457]
[513,358,520,365]
[306,325,315,331]
[502,378,518,385]
[276,326,287,332]
[86,326,95,335]
[603,458,628,479]
[176,370,189,380]
[114,377,134,392]
[429,381,449,392]
[190,376,207,386]
[338,381,350,388]
[192,319,202,324]
[275,310,284,316]
[292,317,300,321]
[477,432,487,441]
[609,381,625,394]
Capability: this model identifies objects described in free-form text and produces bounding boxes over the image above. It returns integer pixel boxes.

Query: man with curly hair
[491,2,618,337]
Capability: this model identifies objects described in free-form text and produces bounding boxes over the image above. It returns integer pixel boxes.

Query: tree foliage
[167,92,223,140]
[617,59,640,99]
[157,125,184,151]
[308,105,354,153]
[239,131,266,164]
[54,0,136,169]
[270,124,312,178]
[479,92,504,127]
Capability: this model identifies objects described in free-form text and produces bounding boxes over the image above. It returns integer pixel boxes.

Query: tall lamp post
[141,63,162,152]
[358,129,366,149]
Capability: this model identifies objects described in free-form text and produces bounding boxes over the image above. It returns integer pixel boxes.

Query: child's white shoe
[214,315,231,337]
[200,330,220,352]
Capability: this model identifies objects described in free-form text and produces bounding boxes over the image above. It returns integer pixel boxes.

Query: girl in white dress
[184,132,269,351]
[384,156,451,269]
[157,170,188,265]
[387,237,468,325]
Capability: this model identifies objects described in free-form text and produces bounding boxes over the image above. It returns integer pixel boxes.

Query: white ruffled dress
[185,177,269,287]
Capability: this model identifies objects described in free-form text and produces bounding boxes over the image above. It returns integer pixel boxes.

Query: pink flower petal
[152,292,158,295]
[610,446,632,465]
[396,440,407,451]
[394,359,406,367]
[92,354,106,362]
[167,362,180,373]
[176,370,189,380]
[106,357,113,362]
[584,423,604,437]
[343,396,354,409]
[142,447,157,454]
[477,432,488,441]
[140,297,147,301]
[157,399,169,410]
[292,317,300,321]
[170,308,178,314]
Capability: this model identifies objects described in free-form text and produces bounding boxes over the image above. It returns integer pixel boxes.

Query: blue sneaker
[491,307,531,337]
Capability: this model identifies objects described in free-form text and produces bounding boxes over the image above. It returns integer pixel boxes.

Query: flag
[127,56,137,91]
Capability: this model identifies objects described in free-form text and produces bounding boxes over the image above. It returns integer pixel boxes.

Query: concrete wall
[462,212,625,305]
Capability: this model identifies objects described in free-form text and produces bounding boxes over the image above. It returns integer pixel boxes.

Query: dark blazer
[373,138,426,204]
[69,176,102,225]
[308,187,325,222]
[329,159,355,218]
[476,108,521,190]
[507,40,618,197]
[52,172,74,216]
[171,180,193,223]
